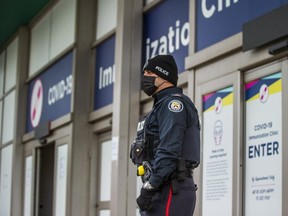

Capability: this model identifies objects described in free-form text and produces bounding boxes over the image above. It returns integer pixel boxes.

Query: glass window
[96,0,117,39]
[29,13,51,76]
[0,145,13,216]
[29,0,76,76]
[0,36,17,216]
[50,0,76,59]
[5,37,18,92]
[2,91,15,144]
[100,139,112,201]
[0,52,5,96]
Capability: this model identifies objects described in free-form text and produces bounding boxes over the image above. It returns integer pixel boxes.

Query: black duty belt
[170,168,194,194]
[185,168,193,178]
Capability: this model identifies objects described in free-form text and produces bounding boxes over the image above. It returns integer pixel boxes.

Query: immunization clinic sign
[26,52,73,132]
[196,0,288,51]
[94,35,115,110]
[245,72,282,216]
[202,86,233,216]
[143,0,189,73]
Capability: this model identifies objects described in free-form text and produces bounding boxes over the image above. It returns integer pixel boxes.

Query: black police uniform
[133,86,200,216]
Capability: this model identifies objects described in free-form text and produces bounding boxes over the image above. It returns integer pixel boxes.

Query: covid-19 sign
[26,52,73,132]
[202,86,234,216]
[245,72,282,216]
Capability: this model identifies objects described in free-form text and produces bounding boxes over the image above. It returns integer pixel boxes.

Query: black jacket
[137,87,200,187]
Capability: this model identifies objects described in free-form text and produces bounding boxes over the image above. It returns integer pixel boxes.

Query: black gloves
[136,187,157,211]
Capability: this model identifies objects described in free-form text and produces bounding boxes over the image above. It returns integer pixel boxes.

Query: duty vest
[131,93,200,168]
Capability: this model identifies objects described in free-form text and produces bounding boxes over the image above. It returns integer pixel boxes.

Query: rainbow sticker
[203,86,233,113]
[245,72,281,102]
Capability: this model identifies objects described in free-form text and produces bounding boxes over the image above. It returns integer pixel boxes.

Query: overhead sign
[94,35,115,110]
[196,0,288,51]
[202,86,233,216]
[245,72,282,216]
[26,52,73,132]
[143,0,189,73]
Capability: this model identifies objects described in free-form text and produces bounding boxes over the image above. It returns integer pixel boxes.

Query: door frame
[243,59,288,216]
[195,71,242,216]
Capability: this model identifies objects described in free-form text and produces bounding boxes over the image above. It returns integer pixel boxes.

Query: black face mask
[141,75,158,96]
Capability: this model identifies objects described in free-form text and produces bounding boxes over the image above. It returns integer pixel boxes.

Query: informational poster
[26,52,73,132]
[245,72,282,216]
[55,144,68,216]
[202,86,233,216]
[24,156,32,216]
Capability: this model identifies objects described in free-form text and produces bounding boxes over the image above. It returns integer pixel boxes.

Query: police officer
[131,55,200,216]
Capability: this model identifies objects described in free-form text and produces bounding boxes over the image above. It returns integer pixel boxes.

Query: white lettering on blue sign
[145,20,189,60]
[202,0,239,19]
[248,141,279,159]
[48,75,73,106]
[99,64,115,89]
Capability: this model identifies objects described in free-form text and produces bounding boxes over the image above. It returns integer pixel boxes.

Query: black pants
[140,177,197,216]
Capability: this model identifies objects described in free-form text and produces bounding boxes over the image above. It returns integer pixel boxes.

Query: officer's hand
[136,182,157,211]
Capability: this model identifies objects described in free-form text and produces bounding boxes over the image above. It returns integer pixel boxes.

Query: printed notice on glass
[55,144,68,216]
[111,136,119,161]
[24,156,32,216]
[245,72,282,216]
[202,86,233,216]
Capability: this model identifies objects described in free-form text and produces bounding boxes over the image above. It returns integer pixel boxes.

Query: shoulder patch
[168,99,183,112]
